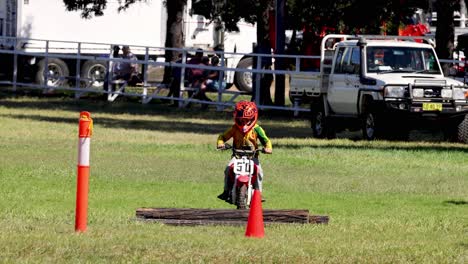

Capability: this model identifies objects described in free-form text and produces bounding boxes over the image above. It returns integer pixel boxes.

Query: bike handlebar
[217,143,267,155]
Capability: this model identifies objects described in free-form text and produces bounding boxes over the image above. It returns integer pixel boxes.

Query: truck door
[345,47,361,115]
[328,46,361,114]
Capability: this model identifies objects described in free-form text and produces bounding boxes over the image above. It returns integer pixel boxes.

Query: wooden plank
[138,217,329,226]
[138,218,322,226]
[138,219,247,226]
[309,215,329,224]
[136,208,308,223]
[135,208,325,224]
[136,208,249,221]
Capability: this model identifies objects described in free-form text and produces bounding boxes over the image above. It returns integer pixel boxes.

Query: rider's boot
[217,190,229,201]
[218,172,234,203]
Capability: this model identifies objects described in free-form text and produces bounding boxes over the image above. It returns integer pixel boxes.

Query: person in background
[186,48,204,88]
[191,56,212,109]
[205,55,226,91]
[193,56,210,90]
[186,49,211,108]
[103,45,121,96]
[113,45,140,86]
[167,53,183,106]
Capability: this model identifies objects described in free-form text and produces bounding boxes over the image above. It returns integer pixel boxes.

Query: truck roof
[337,39,434,49]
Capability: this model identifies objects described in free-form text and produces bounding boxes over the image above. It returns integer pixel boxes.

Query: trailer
[0,0,256,91]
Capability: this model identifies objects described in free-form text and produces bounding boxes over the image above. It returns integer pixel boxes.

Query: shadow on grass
[274,140,468,153]
[0,94,307,120]
[443,200,468,205]
[2,95,468,150]
[4,112,468,153]
[1,112,315,138]
[2,113,231,135]
[0,94,313,138]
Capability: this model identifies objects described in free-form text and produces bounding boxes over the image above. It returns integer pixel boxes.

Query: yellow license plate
[422,103,442,111]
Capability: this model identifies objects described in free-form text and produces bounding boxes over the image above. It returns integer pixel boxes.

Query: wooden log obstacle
[136,208,329,226]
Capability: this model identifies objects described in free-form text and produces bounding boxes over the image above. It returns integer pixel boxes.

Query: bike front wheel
[236,185,248,210]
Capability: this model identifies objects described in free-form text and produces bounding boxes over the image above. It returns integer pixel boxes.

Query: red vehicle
[398,23,430,43]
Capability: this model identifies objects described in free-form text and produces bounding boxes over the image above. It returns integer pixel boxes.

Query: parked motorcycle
[219,144,265,209]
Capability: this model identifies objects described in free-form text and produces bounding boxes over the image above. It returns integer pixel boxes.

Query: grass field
[0,95,467,263]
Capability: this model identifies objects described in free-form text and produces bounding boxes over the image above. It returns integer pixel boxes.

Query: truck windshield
[366,46,441,74]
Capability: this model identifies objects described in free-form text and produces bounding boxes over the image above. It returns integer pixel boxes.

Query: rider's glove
[217,144,225,150]
[264,148,272,154]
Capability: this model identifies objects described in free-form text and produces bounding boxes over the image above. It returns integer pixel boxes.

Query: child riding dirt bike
[217,101,272,204]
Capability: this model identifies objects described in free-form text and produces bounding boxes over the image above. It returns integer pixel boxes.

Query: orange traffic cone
[245,189,264,238]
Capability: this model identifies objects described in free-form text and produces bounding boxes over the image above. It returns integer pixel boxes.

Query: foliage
[435,0,459,68]
[193,0,425,35]
[62,0,161,18]
[63,0,108,18]
[192,0,257,32]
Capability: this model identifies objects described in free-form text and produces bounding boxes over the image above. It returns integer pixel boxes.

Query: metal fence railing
[1,36,467,115]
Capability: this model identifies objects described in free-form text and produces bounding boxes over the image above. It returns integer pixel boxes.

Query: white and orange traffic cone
[75,111,93,232]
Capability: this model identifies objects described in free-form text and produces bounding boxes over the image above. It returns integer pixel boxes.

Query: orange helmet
[234,101,258,133]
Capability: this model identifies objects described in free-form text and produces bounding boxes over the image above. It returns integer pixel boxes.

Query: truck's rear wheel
[35,58,69,87]
[445,115,468,143]
[81,60,107,89]
[311,101,335,139]
[234,57,253,93]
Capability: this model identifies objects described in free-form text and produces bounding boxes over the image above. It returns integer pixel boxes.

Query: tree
[435,0,459,74]
[194,0,275,106]
[253,0,275,106]
[63,0,187,83]
[162,0,187,83]
[286,0,425,35]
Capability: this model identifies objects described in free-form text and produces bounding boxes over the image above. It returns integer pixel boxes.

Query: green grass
[0,95,467,263]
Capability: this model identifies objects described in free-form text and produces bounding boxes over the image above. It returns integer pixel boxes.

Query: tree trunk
[389,0,402,35]
[274,0,286,106]
[435,0,457,75]
[252,0,274,106]
[162,0,186,84]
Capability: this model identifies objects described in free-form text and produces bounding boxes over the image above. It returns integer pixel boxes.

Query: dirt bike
[219,144,265,209]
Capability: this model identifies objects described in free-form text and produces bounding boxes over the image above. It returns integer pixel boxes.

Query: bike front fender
[236,175,250,184]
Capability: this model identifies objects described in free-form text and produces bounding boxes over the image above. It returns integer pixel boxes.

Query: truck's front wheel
[445,114,468,143]
[458,115,468,143]
[362,112,383,140]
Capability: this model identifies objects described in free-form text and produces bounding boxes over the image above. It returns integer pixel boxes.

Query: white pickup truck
[289,34,468,143]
